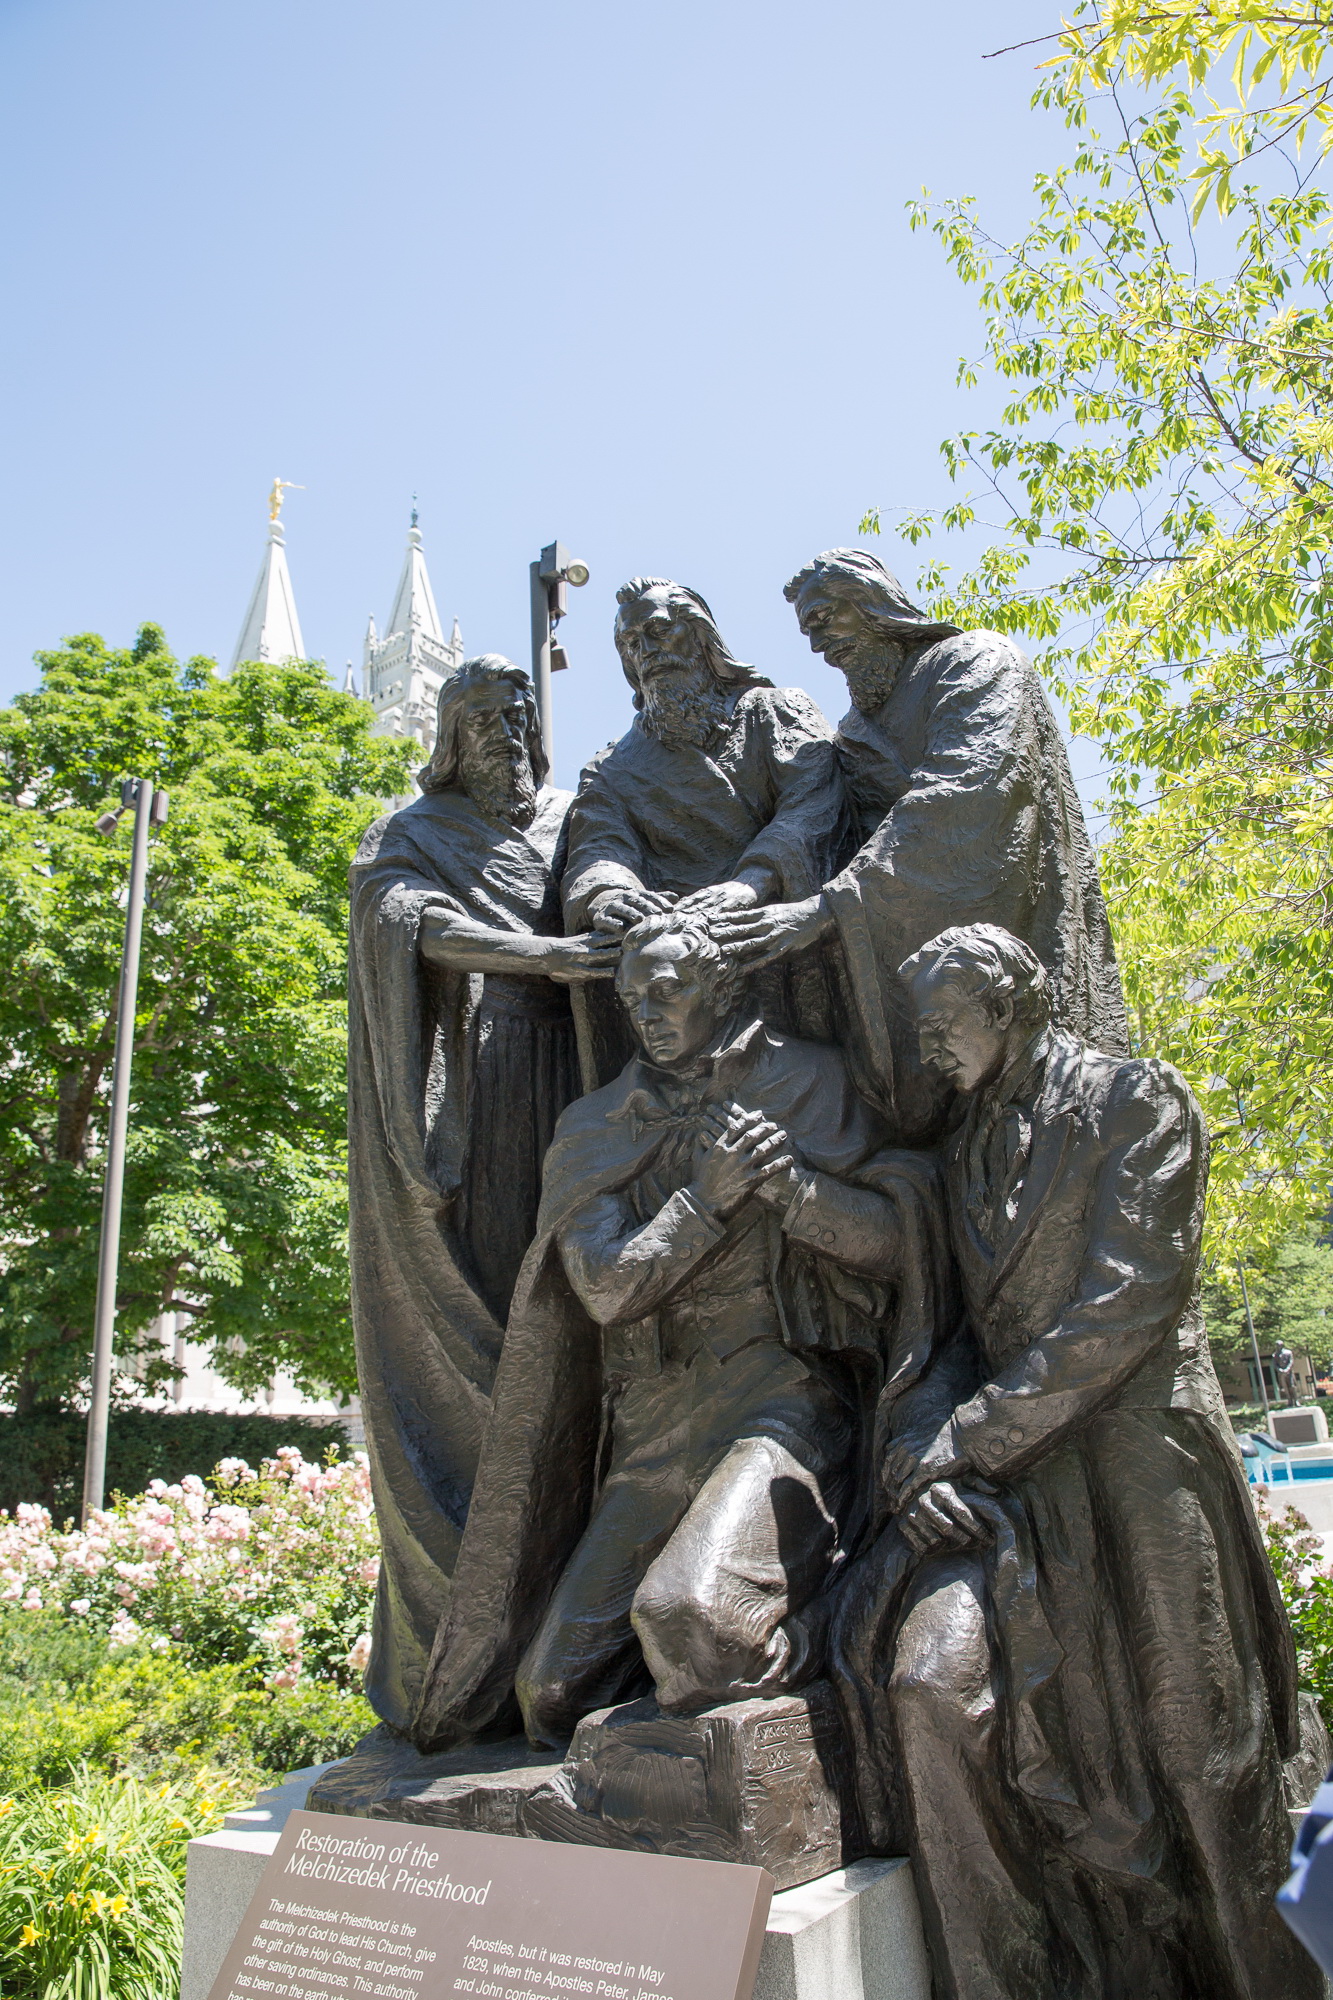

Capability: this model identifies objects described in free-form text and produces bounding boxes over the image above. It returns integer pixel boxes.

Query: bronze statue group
[347,553,1314,1999]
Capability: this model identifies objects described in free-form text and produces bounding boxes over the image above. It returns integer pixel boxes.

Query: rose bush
[0,1447,377,1690]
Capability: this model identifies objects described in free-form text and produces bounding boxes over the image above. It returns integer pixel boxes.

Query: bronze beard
[639,665,732,748]
[460,743,538,828]
[842,642,905,717]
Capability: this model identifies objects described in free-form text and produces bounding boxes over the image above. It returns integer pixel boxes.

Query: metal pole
[83,779,155,1520]
[530,559,553,768]
[1238,1259,1272,1430]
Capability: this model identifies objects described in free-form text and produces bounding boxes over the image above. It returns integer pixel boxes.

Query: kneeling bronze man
[414,912,951,1751]
[832,922,1317,2000]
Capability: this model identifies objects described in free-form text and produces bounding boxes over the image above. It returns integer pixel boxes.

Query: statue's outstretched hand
[709,893,832,968]
[544,933,623,983]
[692,1104,794,1220]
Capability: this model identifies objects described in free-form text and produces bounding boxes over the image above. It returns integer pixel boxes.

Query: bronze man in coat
[831,923,1316,2000]
[412,913,955,1754]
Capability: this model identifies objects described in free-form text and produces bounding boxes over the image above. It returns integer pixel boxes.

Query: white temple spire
[385,507,444,647]
[362,509,464,760]
[231,482,306,670]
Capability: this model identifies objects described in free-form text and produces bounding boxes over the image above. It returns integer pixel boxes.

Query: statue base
[306,1680,863,1891]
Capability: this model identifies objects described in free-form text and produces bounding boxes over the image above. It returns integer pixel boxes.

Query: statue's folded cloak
[828,630,1130,1142]
[412,1021,955,1752]
[348,785,578,1732]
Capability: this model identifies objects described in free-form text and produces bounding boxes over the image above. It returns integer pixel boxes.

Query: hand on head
[705,894,831,970]
[590,887,677,935]
[674,879,760,919]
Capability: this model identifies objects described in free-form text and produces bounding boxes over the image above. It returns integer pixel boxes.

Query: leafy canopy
[869,2,1333,1259]
[0,626,412,1411]
[1202,1227,1333,1365]
[1056,2,1333,218]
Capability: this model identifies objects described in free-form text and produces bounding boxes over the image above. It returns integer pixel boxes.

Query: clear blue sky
[0,0,1070,791]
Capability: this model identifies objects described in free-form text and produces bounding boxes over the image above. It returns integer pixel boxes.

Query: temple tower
[231,479,307,669]
[362,510,464,755]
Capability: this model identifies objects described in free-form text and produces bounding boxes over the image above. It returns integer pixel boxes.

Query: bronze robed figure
[342,568,1317,1999]
[562,576,851,1083]
[714,550,1128,1143]
[347,656,615,1731]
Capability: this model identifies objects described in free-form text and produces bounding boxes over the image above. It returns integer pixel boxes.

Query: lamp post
[83,777,169,1521]
[1238,1259,1272,1431]
[529,541,589,766]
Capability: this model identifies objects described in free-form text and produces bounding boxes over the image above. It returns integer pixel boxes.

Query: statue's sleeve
[781,1172,901,1277]
[826,633,1039,968]
[729,688,849,901]
[557,1186,725,1324]
[952,1061,1206,1479]
[349,825,475,1198]
[561,751,649,931]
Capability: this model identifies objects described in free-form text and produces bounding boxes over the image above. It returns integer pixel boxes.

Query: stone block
[181,1765,337,2000]
[306,1683,858,1891]
[755,1859,930,2000]
[1272,1407,1330,1446]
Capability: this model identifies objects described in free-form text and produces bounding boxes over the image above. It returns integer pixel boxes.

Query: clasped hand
[691,1104,799,1219]
[882,1426,987,1555]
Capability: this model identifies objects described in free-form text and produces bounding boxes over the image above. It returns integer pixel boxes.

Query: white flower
[346,1633,372,1672]
[107,1611,141,1650]
[70,1598,91,1616]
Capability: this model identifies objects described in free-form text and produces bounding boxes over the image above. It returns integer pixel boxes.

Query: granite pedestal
[181,1762,930,2000]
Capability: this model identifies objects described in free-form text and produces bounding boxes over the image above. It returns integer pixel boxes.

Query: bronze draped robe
[561,684,851,1084]
[348,785,581,1731]
[827,629,1130,1143]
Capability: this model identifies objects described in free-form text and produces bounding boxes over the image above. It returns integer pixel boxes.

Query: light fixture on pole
[83,776,169,1522]
[530,542,590,764]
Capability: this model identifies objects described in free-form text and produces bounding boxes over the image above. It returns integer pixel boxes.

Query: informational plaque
[206,1810,774,2000]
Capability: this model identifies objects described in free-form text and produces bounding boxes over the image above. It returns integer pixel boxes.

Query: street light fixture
[530,541,589,764]
[83,775,169,1521]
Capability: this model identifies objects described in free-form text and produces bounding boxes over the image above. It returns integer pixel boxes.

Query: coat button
[1007,1427,1024,1444]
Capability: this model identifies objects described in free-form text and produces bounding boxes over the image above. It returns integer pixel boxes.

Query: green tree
[867,2,1333,1258]
[0,626,412,1413]
[1202,1228,1333,1367]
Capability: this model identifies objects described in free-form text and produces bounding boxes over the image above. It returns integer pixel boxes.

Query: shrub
[0,1447,378,1690]
[0,1409,350,1518]
[1257,1494,1333,1726]
[0,1766,231,2000]
[0,1638,375,1799]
